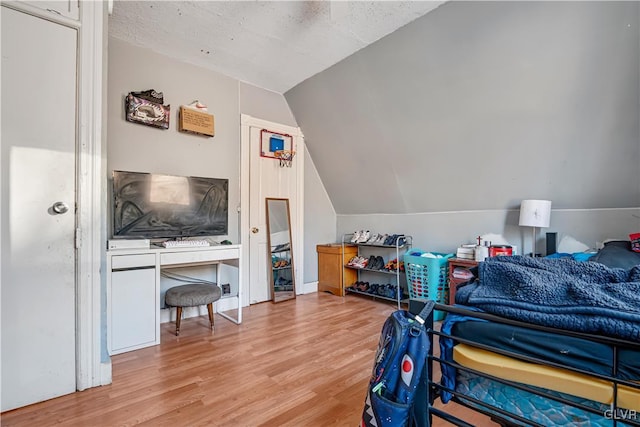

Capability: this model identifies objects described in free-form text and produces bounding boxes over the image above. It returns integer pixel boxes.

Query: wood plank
[0,293,494,426]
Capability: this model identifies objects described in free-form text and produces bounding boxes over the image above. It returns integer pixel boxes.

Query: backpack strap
[413,300,436,325]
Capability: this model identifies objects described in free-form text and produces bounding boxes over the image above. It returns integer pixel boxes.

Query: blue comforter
[455,256,640,342]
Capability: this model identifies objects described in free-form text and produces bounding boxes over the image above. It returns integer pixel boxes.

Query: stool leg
[207,303,214,330]
[175,306,183,336]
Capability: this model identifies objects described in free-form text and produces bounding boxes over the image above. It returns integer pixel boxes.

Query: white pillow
[557,235,590,253]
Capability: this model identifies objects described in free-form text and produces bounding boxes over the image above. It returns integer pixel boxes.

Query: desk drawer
[111,253,156,270]
[161,248,239,266]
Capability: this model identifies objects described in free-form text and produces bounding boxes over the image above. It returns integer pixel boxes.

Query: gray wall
[107,36,241,242]
[239,82,297,128]
[338,208,640,257]
[286,1,640,214]
[303,149,338,283]
[107,37,336,286]
[286,1,640,252]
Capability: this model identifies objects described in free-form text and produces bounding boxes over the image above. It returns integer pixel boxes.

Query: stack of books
[456,244,476,260]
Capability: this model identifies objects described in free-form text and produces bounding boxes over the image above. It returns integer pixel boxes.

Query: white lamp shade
[519,199,551,228]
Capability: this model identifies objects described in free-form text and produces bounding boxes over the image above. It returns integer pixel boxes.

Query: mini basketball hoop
[274,150,296,168]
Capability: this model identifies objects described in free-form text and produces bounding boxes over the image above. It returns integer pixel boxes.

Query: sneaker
[357,282,369,292]
[385,284,397,299]
[375,234,388,245]
[355,256,368,269]
[368,256,380,270]
[350,230,362,243]
[131,89,164,104]
[356,230,370,243]
[366,233,379,244]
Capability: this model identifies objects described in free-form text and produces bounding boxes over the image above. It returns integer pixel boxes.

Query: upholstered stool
[165,284,221,336]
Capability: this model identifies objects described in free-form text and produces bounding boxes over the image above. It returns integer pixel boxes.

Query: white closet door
[1,7,78,411]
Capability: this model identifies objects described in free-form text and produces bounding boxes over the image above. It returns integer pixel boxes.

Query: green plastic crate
[403,250,453,321]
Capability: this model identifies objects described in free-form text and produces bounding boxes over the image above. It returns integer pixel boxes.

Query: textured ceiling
[109,1,445,93]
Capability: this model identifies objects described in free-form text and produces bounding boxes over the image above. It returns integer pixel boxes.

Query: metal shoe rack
[342,233,413,309]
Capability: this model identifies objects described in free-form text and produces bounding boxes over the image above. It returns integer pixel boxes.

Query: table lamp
[518,199,551,257]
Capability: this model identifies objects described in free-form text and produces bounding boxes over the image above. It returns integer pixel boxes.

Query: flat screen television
[112,170,228,239]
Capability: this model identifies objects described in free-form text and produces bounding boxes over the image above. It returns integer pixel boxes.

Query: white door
[247,124,302,304]
[1,7,78,411]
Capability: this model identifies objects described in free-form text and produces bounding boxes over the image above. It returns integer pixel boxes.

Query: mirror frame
[265,197,296,303]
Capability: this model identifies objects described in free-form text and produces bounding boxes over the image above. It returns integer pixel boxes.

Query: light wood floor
[1,292,493,426]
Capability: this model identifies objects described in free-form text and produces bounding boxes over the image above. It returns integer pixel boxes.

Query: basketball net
[274,150,295,168]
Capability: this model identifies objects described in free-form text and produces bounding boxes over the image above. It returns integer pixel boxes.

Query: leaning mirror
[266,198,295,303]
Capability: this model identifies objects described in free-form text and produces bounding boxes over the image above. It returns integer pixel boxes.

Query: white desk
[107,244,242,355]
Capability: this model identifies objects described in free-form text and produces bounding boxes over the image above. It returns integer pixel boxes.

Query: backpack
[361,301,434,427]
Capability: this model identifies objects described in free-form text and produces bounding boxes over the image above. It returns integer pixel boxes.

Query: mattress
[453,344,640,410]
[452,318,640,380]
[455,370,630,427]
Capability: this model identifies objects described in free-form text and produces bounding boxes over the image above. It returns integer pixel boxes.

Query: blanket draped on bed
[455,256,640,342]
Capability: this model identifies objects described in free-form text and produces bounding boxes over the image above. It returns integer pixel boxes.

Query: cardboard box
[178,106,215,137]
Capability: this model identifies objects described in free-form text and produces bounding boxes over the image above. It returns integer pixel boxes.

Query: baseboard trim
[299,281,318,295]
[99,361,112,386]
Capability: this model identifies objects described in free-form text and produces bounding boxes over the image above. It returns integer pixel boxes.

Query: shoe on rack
[384,284,396,299]
[356,230,371,243]
[366,233,379,244]
[350,230,362,243]
[366,255,376,269]
[357,282,370,292]
[375,234,387,245]
[369,256,381,270]
[390,234,405,246]
[383,234,396,246]
[358,256,369,269]
[385,258,399,271]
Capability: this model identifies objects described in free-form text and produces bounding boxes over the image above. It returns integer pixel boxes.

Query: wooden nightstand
[448,258,478,304]
[317,244,358,296]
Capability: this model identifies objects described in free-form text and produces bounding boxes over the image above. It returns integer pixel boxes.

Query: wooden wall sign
[178,106,215,137]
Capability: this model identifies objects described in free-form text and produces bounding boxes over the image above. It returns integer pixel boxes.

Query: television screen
[112,171,228,239]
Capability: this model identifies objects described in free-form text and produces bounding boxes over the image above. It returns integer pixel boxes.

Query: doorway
[1,2,106,411]
[1,7,78,411]
[240,115,304,305]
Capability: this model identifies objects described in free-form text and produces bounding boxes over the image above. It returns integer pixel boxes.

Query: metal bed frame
[410,301,640,427]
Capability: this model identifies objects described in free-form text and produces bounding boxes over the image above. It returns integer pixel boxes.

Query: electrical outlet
[221,283,231,295]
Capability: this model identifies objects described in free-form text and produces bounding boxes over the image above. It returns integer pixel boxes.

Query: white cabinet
[107,245,243,355]
[108,253,159,355]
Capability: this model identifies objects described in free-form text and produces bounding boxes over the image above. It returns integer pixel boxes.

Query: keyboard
[162,240,210,248]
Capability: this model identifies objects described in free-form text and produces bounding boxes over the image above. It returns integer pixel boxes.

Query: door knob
[251,227,259,234]
[52,202,69,214]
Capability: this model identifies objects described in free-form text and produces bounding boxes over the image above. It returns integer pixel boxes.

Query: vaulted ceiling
[109,1,445,93]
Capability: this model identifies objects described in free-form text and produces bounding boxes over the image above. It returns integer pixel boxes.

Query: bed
[412,241,640,426]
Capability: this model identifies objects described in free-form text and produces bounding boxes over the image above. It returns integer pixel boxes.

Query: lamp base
[530,227,536,257]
